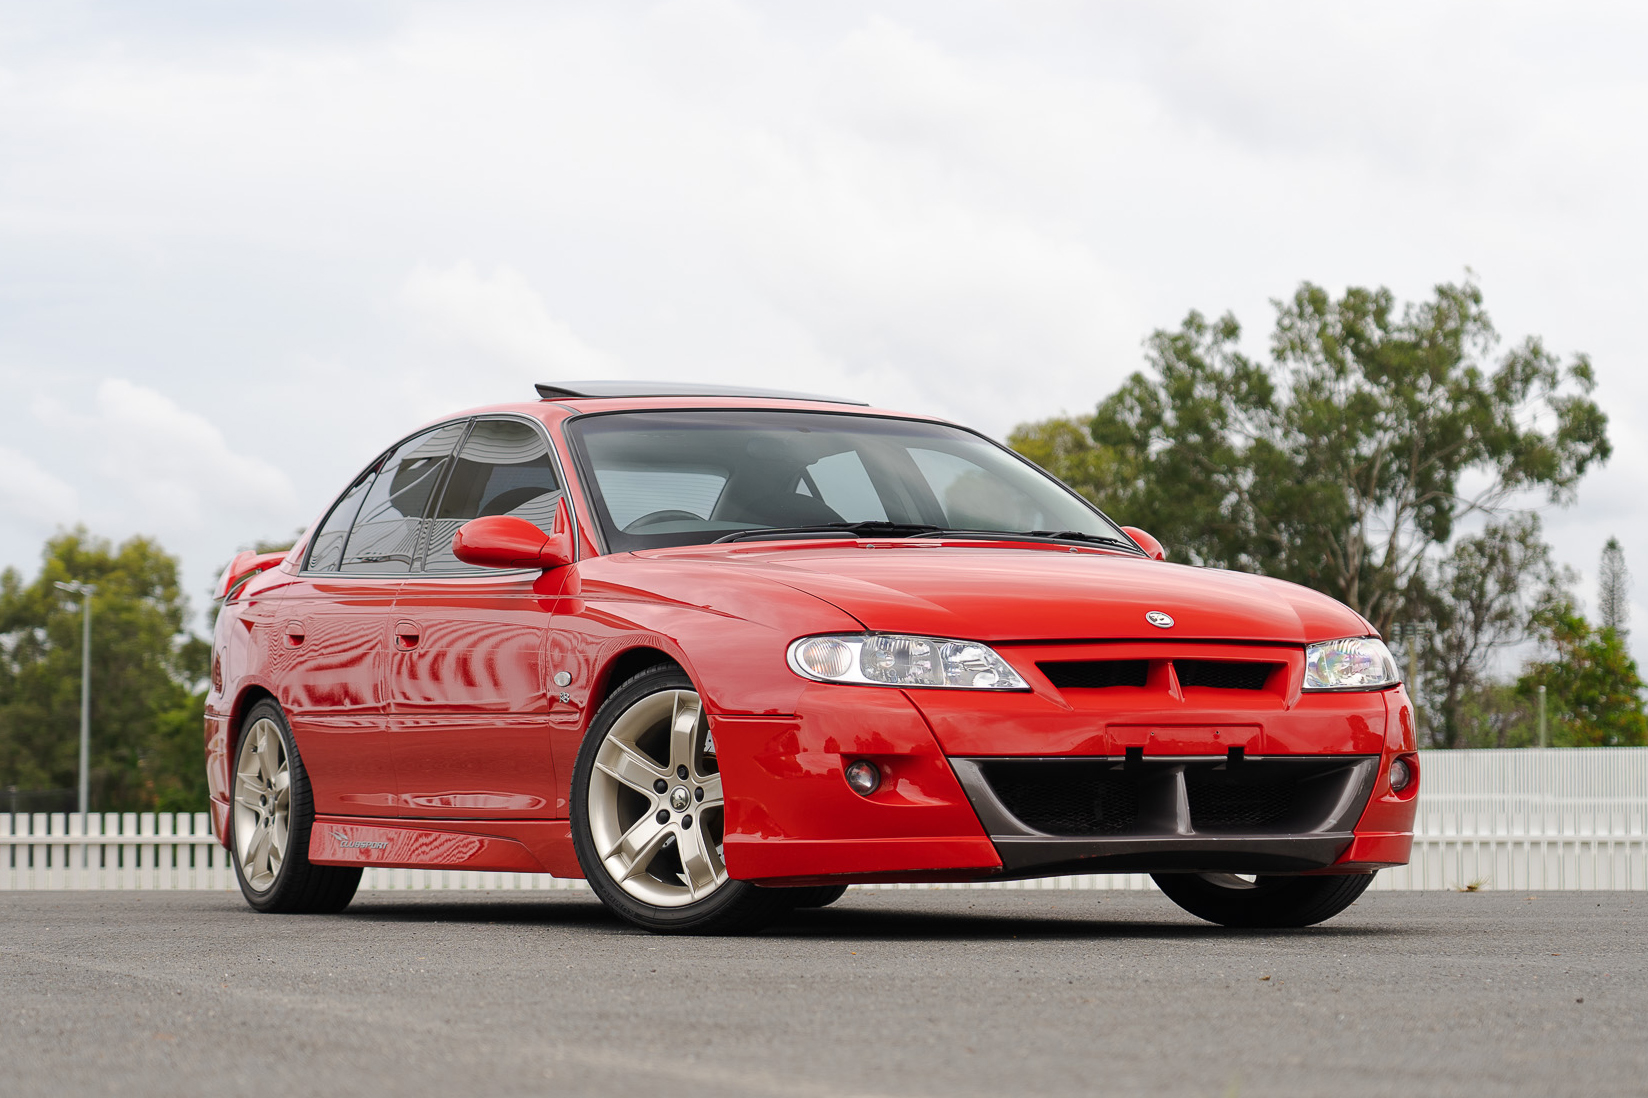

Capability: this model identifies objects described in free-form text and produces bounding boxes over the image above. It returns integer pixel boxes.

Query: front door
[388,416,569,819]
[280,420,466,816]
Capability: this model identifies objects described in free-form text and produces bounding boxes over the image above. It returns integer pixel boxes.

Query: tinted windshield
[565,410,1133,552]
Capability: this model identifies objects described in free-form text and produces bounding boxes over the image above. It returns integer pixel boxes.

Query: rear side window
[332,423,466,574]
[423,418,563,572]
[306,471,374,573]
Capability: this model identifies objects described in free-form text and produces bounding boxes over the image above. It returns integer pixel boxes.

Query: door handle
[393,620,421,650]
[284,621,306,647]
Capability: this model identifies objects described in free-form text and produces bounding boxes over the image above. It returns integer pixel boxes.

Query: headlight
[1303,637,1400,691]
[787,634,1029,690]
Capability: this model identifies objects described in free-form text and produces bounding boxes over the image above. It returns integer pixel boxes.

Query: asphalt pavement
[1,887,1642,1098]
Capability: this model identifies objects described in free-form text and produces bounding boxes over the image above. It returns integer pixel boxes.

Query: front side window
[423,418,564,572]
[565,410,1132,552]
[335,423,466,574]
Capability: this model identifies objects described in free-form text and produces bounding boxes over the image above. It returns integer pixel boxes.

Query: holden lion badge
[1146,611,1175,629]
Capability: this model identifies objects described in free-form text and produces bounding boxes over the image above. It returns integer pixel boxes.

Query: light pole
[1537,683,1548,748]
[53,580,95,822]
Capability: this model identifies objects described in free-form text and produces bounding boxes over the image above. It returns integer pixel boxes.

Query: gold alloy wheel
[232,717,292,892]
[586,688,727,907]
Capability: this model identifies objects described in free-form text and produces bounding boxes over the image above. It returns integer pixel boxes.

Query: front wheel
[1151,871,1374,928]
[570,665,789,934]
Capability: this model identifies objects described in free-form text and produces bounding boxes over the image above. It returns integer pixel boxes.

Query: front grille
[985,763,1140,835]
[1183,767,1297,829]
[1173,660,1278,690]
[971,756,1374,838]
[1038,660,1149,689]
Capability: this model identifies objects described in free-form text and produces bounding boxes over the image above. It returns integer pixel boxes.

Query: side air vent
[1173,660,1279,691]
[1038,660,1150,689]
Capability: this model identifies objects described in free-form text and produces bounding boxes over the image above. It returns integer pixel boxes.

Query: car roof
[418,385,952,433]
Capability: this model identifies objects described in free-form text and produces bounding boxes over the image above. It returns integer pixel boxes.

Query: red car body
[206,392,1417,892]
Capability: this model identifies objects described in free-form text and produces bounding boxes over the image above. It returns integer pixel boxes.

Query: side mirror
[452,498,574,570]
[1121,526,1166,562]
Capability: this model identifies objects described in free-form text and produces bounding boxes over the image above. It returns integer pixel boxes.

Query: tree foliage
[1411,514,1570,748]
[0,529,208,811]
[1597,536,1630,637]
[1011,279,1610,634]
[1517,605,1647,747]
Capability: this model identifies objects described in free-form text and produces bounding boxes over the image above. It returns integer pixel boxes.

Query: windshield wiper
[713,521,946,544]
[908,528,1144,552]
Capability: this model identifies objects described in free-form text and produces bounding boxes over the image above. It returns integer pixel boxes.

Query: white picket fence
[3,748,1645,892]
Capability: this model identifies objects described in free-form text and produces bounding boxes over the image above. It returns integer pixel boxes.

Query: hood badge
[1146,611,1175,629]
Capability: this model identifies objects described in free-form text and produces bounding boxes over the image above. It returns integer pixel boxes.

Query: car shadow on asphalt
[338,892,1399,942]
[766,906,1398,943]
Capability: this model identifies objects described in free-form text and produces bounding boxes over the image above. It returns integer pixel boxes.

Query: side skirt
[308,816,584,877]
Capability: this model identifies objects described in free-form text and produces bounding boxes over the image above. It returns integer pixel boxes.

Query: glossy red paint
[452,502,574,570]
[1121,526,1166,561]
[206,393,1416,890]
[212,549,288,601]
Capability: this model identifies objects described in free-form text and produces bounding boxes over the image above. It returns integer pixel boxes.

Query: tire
[570,665,790,934]
[767,884,850,909]
[230,699,361,914]
[1151,871,1375,928]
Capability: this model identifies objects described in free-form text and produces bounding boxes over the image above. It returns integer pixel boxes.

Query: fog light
[1389,756,1414,793]
[844,759,881,796]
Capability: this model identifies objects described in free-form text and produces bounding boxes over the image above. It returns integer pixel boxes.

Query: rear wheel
[1151,871,1374,928]
[230,700,361,913]
[571,665,789,934]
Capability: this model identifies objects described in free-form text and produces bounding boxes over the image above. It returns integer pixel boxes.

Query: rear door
[277,421,465,817]
[388,416,568,819]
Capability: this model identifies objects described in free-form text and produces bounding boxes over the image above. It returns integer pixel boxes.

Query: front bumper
[716,656,1419,884]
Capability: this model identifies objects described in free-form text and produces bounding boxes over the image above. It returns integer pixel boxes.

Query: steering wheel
[623,509,705,532]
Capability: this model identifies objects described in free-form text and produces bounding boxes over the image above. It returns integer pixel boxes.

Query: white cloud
[0,445,79,529]
[24,379,299,542]
[402,261,622,379]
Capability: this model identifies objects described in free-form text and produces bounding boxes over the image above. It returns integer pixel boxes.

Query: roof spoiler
[534,380,867,405]
[213,550,288,602]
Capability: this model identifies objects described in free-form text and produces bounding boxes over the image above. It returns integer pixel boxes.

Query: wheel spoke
[247,823,272,880]
[676,820,723,899]
[253,725,275,785]
[696,773,723,812]
[595,739,669,796]
[669,692,701,771]
[602,811,670,875]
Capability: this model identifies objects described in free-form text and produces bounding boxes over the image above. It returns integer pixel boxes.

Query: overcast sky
[2,0,1646,661]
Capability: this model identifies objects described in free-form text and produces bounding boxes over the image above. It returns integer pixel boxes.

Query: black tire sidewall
[230,699,333,912]
[1152,871,1375,928]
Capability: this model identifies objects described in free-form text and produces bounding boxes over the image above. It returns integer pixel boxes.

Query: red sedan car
[207,383,1418,932]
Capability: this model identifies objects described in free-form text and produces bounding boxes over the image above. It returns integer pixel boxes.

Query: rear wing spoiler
[212,550,288,602]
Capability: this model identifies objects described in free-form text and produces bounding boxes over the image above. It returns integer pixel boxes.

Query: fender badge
[1146,611,1175,629]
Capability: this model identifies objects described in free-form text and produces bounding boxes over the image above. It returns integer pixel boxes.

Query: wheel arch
[210,684,279,844]
[592,645,685,710]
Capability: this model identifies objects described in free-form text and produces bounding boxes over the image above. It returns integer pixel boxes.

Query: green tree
[1412,514,1569,748]
[1011,279,1610,633]
[1517,604,1647,747]
[0,528,209,811]
[1597,536,1630,637]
